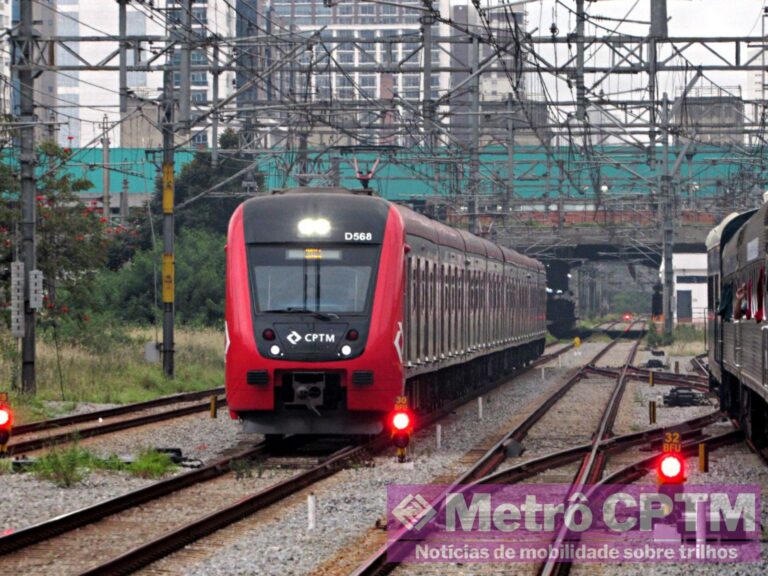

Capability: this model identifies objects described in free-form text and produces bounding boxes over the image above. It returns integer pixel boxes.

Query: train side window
[757,267,765,322]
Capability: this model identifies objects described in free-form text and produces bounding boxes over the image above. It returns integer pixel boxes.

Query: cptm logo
[286,330,302,345]
[392,494,437,531]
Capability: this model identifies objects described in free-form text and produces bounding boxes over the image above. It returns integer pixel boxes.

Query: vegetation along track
[0,332,583,575]
[4,388,225,456]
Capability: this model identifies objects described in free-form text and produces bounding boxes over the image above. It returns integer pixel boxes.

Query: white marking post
[436,424,442,450]
[308,493,317,530]
[478,396,484,420]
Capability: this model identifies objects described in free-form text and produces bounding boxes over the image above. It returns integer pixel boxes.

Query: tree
[219,128,238,150]
[142,151,258,245]
[0,143,110,314]
[93,229,226,326]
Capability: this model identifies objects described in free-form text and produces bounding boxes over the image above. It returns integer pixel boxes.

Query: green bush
[92,229,225,326]
[31,443,176,486]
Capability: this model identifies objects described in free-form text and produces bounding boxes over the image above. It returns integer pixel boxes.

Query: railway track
[349,321,744,576]
[5,388,226,456]
[348,321,646,576]
[0,335,582,575]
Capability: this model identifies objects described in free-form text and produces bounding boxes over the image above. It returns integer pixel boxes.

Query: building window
[677,275,707,284]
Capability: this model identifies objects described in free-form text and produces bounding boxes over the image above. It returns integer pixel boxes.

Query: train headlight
[269,345,281,356]
[341,345,352,356]
[297,217,331,237]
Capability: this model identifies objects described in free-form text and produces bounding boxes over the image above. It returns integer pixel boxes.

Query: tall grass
[0,326,224,423]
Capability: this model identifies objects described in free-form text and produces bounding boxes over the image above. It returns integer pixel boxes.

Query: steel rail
[474,410,722,486]
[5,398,227,456]
[586,366,712,393]
[12,387,224,436]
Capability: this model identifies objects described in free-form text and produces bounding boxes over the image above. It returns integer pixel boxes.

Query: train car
[225,188,546,438]
[707,206,767,447]
[546,291,577,338]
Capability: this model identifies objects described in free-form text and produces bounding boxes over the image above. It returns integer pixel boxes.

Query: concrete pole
[661,93,674,336]
[211,44,220,168]
[118,0,128,114]
[178,0,192,132]
[506,95,515,222]
[120,177,129,225]
[161,48,176,378]
[19,0,37,394]
[575,0,586,123]
[101,115,110,219]
[650,0,669,38]
[468,36,480,234]
[421,14,435,148]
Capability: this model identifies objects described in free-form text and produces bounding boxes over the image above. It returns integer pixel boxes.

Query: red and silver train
[225,188,546,438]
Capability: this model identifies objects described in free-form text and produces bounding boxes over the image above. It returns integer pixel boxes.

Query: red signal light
[0,405,11,449]
[657,452,685,484]
[346,329,359,341]
[262,329,276,341]
[0,407,10,427]
[392,410,411,431]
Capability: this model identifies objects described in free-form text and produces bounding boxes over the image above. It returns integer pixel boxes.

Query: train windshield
[249,245,379,314]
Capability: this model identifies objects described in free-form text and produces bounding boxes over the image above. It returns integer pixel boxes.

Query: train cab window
[249,245,378,314]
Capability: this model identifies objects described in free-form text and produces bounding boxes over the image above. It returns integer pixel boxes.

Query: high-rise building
[50,1,234,149]
[166,0,236,147]
[234,0,453,147]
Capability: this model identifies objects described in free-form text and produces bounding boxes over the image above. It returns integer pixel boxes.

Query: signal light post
[390,397,413,463]
[657,430,685,484]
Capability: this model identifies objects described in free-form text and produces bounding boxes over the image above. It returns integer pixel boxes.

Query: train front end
[225,190,405,436]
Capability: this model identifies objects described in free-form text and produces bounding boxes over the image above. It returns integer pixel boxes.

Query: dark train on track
[546,290,577,338]
[707,206,768,447]
[225,187,546,438]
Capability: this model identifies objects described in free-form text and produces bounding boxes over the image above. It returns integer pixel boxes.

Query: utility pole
[211,43,220,168]
[101,115,110,218]
[505,94,515,228]
[178,0,192,132]
[18,0,37,394]
[468,36,480,234]
[661,92,674,336]
[575,0,586,123]
[421,14,436,148]
[161,41,176,377]
[118,0,128,115]
[120,176,129,225]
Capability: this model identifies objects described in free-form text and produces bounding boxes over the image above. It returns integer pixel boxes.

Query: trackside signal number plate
[663,431,682,452]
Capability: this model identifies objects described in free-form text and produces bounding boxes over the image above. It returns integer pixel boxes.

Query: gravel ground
[12,398,239,461]
[613,379,716,437]
[141,346,605,576]
[0,412,258,534]
[0,469,297,575]
[0,471,154,533]
[72,411,250,464]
